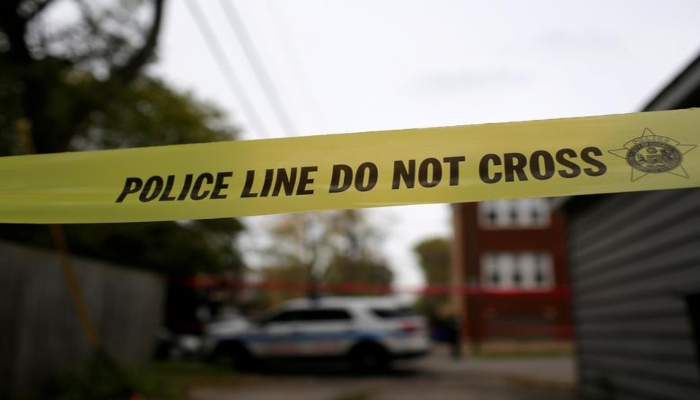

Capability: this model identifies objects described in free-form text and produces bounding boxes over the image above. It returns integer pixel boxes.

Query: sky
[151,0,700,288]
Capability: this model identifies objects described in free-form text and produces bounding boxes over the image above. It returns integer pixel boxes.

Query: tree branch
[0,0,31,63]
[110,0,166,84]
[21,0,55,20]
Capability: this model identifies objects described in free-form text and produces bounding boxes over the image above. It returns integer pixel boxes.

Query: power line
[218,0,299,137]
[184,0,271,139]
[264,0,328,133]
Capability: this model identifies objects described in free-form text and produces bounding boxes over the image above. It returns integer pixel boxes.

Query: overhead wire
[218,0,299,137]
[264,0,328,134]
[184,0,271,139]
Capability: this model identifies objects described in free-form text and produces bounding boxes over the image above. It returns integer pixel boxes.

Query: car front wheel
[349,343,389,373]
[214,342,258,372]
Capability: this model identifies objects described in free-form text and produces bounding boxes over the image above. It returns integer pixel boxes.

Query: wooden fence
[0,240,165,395]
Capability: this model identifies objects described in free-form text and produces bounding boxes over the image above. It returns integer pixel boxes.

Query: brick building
[451,199,572,344]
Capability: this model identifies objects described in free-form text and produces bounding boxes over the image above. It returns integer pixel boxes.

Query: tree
[414,237,452,286]
[0,0,246,277]
[413,237,452,320]
[0,0,167,154]
[73,76,237,150]
[322,257,393,295]
[253,264,309,311]
[262,210,391,297]
[0,78,245,276]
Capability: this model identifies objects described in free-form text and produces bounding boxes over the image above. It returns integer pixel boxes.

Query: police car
[203,296,430,372]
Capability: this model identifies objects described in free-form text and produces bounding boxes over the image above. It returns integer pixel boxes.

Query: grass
[150,361,248,396]
[11,356,247,400]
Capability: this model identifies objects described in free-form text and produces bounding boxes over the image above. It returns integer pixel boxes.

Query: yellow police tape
[1,109,699,224]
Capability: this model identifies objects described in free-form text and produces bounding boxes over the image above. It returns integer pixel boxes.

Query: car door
[292,308,355,357]
[246,310,302,357]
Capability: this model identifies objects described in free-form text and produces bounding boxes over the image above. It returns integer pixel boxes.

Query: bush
[17,352,179,400]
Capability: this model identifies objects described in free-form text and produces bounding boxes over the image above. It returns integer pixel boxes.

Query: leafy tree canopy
[414,237,452,286]
[322,257,393,295]
[413,236,452,319]
[260,210,391,299]
[0,0,245,277]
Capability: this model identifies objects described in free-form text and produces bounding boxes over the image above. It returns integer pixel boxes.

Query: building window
[478,199,550,229]
[481,252,554,289]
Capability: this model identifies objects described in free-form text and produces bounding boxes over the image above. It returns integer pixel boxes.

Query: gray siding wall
[0,240,165,395]
[569,188,700,400]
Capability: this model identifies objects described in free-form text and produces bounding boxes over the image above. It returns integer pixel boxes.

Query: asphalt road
[189,350,576,400]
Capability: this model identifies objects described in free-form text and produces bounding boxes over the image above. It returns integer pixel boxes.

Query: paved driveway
[190,351,576,400]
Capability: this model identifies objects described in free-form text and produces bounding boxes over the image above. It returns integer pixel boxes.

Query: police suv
[203,296,430,372]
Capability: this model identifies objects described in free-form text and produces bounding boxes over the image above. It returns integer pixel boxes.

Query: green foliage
[266,210,386,277]
[0,69,237,154]
[73,77,237,150]
[69,219,244,276]
[0,0,169,153]
[323,257,393,294]
[255,210,390,304]
[15,353,178,400]
[0,1,246,277]
[413,237,452,319]
[1,74,245,276]
[13,357,247,400]
[253,264,311,310]
[413,237,452,285]
[150,361,245,388]
[0,219,245,276]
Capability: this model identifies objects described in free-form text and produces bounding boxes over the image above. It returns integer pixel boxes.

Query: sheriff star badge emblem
[609,128,697,182]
